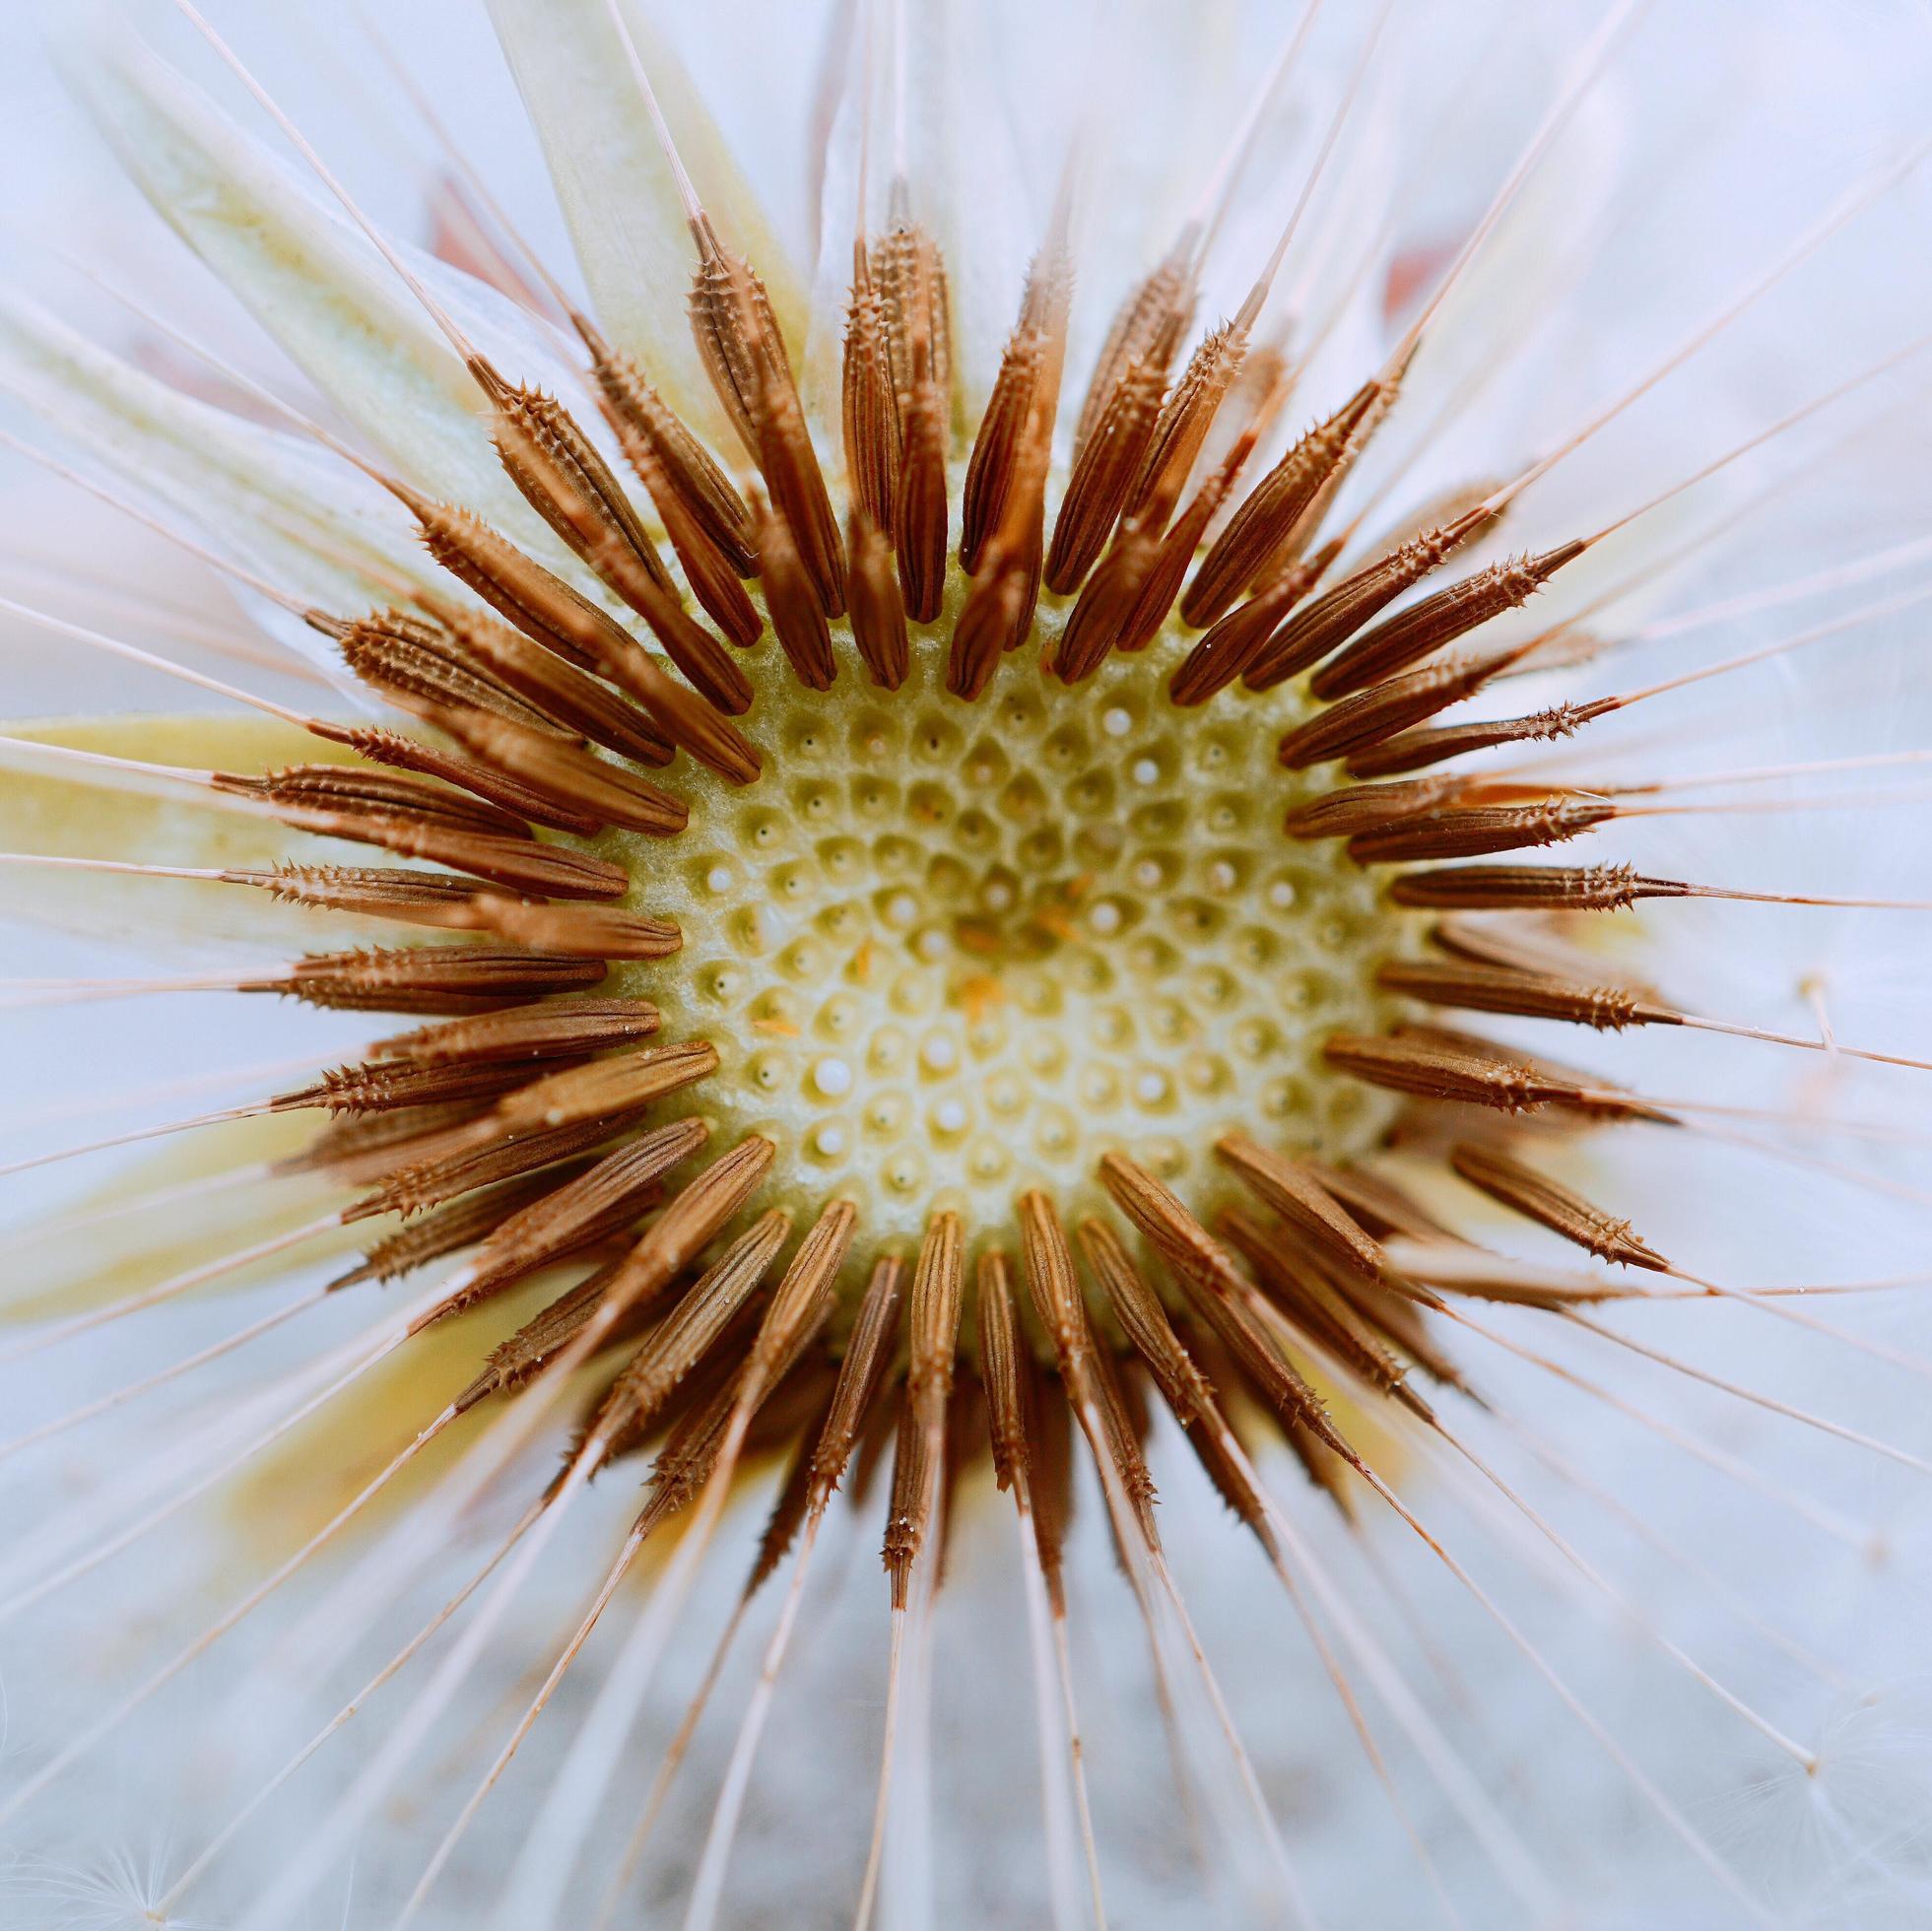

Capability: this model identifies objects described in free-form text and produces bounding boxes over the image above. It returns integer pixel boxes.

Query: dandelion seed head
[2,0,1932,1923]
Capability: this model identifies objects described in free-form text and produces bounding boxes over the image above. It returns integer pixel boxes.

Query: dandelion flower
[3,0,1932,1925]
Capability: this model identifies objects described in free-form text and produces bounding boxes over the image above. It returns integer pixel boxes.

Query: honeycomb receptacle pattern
[605,598,1405,1245]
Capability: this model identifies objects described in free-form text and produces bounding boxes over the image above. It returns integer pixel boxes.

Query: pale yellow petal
[55,27,636,602]
[0,713,415,957]
[487,0,807,445]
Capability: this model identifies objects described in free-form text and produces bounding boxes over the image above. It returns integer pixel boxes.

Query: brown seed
[217,762,533,843]
[1263,1231,1474,1401]
[1167,542,1340,705]
[454,1263,634,1412]
[275,945,607,1017]
[1344,700,1594,779]
[877,223,952,625]
[390,483,760,779]
[369,996,661,1068]
[611,566,758,718]
[428,1117,715,1324]
[318,606,566,736]
[1347,798,1616,864]
[1322,1031,1566,1114]
[631,1329,741,1489]
[1017,1191,1096,1387]
[1078,1219,1219,1435]
[1378,957,1667,1032]
[513,1182,807,1430]
[486,1040,720,1137]
[326,722,603,835]
[743,1199,858,1396]
[874,212,954,434]
[611,419,765,647]
[954,320,1035,575]
[1069,241,1193,462]
[330,1165,588,1291]
[753,361,848,620]
[590,1209,792,1444]
[393,482,633,671]
[1045,296,1187,595]
[424,704,688,836]
[690,227,845,615]
[276,1053,566,1120]
[278,807,630,901]
[1278,650,1520,769]
[807,1254,907,1510]
[1107,398,1281,660]
[1122,320,1246,529]
[842,247,902,538]
[472,358,679,610]
[753,491,837,691]
[1095,1152,1357,1460]
[596,1135,779,1327]
[1053,520,1159,685]
[1253,344,1419,587]
[950,395,1051,702]
[961,272,1053,574]
[894,368,950,625]
[687,219,796,456]
[884,1214,965,1604]
[1283,774,1478,841]
[350,1107,653,1224]
[976,1250,1030,1496]
[951,253,1067,692]
[437,897,684,961]
[846,508,910,691]
[1244,506,1495,689]
[1309,542,1588,700]
[1387,863,1661,913]
[599,654,763,785]
[576,312,755,574]
[1181,378,1383,629]
[742,1250,905,1590]
[235,862,493,925]
[1103,1157,1345,1459]
[1327,1029,1671,1124]
[1218,1207,1432,1419]
[1213,1135,1387,1279]
[1448,1142,1670,1272]
[619,1338,751,1507]
[905,1215,965,1410]
[351,1080,660,1224]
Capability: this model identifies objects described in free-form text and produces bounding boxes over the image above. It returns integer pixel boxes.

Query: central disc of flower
[611,597,1400,1243]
